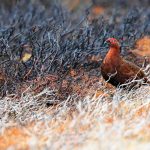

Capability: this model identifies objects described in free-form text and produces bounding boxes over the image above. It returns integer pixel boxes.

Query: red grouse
[101,38,148,88]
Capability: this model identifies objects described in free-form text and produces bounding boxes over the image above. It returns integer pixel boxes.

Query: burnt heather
[0,0,149,96]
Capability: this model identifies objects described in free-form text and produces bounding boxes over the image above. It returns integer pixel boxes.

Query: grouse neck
[106,46,120,59]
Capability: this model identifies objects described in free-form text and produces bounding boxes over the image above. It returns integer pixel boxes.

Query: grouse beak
[104,40,110,47]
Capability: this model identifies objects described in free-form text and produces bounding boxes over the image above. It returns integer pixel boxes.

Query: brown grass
[0,76,150,149]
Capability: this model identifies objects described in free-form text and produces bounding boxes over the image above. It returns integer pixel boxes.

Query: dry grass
[0,80,150,150]
[0,1,150,149]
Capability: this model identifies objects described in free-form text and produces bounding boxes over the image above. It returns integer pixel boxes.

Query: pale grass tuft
[0,84,150,150]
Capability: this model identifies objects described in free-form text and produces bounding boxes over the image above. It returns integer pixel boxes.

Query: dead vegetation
[0,0,150,149]
[0,84,150,149]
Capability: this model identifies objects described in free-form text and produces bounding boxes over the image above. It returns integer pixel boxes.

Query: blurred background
[0,0,149,95]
